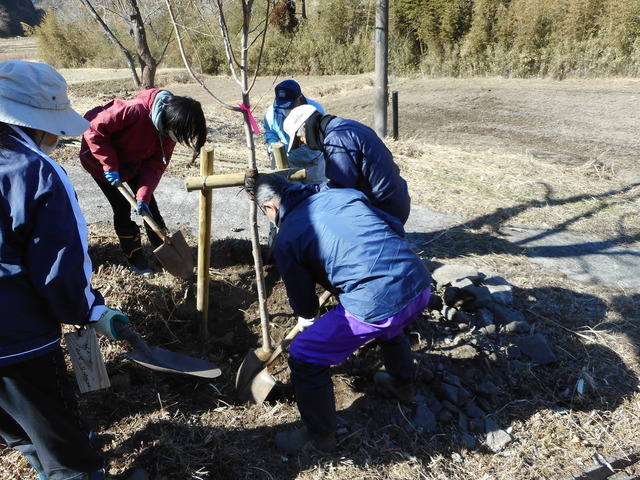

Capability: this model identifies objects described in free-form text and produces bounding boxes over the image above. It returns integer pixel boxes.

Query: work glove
[136,200,152,217]
[103,170,120,186]
[93,307,130,341]
[297,315,318,332]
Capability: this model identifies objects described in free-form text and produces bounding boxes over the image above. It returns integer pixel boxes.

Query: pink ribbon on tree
[238,104,261,135]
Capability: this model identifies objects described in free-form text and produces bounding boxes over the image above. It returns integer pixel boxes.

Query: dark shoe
[274,427,336,454]
[374,371,416,404]
[117,226,153,276]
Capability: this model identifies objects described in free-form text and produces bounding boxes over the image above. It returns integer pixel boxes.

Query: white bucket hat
[0,60,89,136]
[283,104,317,151]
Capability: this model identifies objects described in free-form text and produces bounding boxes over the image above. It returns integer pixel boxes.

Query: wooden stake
[197,147,214,337]
[184,168,306,192]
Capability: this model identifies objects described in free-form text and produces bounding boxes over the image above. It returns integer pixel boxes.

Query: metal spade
[115,323,221,379]
[116,183,194,279]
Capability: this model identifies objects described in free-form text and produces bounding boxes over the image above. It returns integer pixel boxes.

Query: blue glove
[103,171,120,186]
[93,307,130,341]
[136,200,152,217]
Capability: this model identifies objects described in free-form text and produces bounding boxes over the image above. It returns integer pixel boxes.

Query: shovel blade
[235,348,271,402]
[154,230,193,279]
[124,345,221,379]
[242,366,276,405]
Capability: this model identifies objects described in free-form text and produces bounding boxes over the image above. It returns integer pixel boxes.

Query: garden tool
[236,290,332,404]
[114,322,221,378]
[116,183,193,279]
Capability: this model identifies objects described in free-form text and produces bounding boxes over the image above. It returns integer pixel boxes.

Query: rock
[477,381,500,401]
[514,334,557,364]
[413,403,437,432]
[466,401,487,420]
[485,418,512,452]
[443,287,478,311]
[459,433,477,449]
[504,320,532,333]
[487,303,525,326]
[461,285,493,310]
[505,345,522,359]
[433,382,459,404]
[451,277,475,289]
[427,294,444,311]
[473,308,495,328]
[482,275,514,305]
[437,407,454,423]
[432,264,482,286]
[443,374,462,388]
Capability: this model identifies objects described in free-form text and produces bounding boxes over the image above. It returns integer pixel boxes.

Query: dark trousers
[0,348,104,479]
[92,177,166,245]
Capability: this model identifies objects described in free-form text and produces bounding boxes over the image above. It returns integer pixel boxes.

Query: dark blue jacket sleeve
[26,156,104,325]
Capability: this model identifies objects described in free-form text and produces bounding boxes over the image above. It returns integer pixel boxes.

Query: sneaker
[274,427,336,454]
[128,249,154,276]
[374,371,416,404]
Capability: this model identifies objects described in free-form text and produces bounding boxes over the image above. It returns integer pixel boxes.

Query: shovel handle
[115,183,167,242]
[263,290,333,367]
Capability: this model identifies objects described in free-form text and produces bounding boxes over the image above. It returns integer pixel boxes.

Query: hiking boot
[117,225,153,276]
[274,427,336,454]
[374,371,416,404]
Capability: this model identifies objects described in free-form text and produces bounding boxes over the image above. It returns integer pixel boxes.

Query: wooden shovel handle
[264,290,333,367]
[115,183,167,242]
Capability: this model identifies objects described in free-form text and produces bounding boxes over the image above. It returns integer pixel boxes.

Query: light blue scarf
[151,90,172,135]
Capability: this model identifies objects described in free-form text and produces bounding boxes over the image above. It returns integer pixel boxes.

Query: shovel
[236,291,332,404]
[116,183,194,279]
[114,322,221,379]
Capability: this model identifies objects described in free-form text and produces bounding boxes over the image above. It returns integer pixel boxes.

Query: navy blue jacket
[322,117,410,224]
[274,186,430,322]
[0,127,104,366]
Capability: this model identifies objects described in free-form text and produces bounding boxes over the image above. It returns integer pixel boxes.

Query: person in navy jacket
[263,79,326,183]
[254,173,431,454]
[0,61,128,480]
[81,88,206,275]
[283,104,411,224]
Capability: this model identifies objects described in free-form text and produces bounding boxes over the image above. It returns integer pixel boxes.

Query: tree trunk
[125,0,157,88]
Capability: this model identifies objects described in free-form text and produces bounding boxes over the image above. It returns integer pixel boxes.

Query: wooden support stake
[185,168,306,192]
[272,141,290,169]
[197,147,214,337]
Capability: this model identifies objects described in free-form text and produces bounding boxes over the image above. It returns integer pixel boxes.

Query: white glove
[93,307,130,341]
[297,316,316,332]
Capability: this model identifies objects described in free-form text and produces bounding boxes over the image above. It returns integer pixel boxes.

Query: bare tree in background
[78,0,172,88]
[166,0,275,351]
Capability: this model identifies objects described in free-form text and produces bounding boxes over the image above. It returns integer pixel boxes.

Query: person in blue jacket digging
[0,60,129,480]
[254,173,431,454]
[283,104,411,224]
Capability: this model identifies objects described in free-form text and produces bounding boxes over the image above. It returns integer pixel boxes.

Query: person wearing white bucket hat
[0,60,130,480]
[284,104,411,224]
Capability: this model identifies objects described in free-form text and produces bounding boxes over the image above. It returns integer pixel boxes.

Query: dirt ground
[2,41,640,480]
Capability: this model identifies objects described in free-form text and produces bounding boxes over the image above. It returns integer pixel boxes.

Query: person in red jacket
[80,89,206,275]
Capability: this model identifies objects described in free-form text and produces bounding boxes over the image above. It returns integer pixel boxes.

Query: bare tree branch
[78,0,141,88]
[164,0,237,111]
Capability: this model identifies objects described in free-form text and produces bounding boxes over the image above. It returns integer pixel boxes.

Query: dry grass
[2,79,640,480]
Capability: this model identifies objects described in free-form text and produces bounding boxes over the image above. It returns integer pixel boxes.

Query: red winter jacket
[80,88,175,204]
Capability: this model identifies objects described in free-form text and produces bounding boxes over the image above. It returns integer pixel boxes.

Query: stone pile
[402,263,557,451]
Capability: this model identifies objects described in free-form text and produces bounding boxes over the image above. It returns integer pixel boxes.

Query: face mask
[168,130,179,143]
[38,134,58,155]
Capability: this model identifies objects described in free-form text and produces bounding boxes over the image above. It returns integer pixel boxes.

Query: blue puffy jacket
[321,117,410,224]
[0,126,104,366]
[274,185,430,322]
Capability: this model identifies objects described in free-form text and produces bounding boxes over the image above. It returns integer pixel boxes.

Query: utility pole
[374,0,388,138]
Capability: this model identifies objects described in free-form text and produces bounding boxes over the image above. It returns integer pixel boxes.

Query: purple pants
[290,288,431,366]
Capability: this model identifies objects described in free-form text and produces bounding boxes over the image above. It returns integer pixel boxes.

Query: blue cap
[274,79,302,109]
